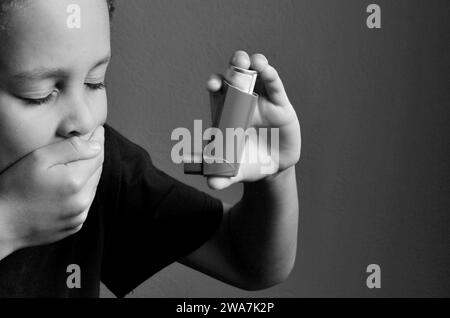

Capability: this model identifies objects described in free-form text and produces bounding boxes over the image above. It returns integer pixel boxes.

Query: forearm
[229,165,299,288]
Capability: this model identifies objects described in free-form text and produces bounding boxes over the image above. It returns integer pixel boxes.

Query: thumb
[206,176,236,190]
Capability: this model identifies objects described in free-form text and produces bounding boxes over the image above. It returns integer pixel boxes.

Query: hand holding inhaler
[184,65,259,177]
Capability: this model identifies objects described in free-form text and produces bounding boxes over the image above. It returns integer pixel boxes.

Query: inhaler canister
[225,66,257,94]
[202,66,258,177]
[184,66,258,177]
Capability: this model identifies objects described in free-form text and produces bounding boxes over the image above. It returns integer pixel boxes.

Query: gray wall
[102,0,450,297]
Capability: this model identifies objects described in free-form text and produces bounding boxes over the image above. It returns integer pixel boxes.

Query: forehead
[0,0,110,74]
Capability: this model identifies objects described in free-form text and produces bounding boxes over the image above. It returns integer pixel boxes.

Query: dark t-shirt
[0,124,224,298]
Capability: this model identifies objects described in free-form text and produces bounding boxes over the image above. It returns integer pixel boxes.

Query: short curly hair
[0,0,116,30]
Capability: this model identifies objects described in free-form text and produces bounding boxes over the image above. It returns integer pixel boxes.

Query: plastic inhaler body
[184,66,259,177]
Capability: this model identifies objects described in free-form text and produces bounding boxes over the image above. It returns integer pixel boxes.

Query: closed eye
[85,82,107,90]
[18,82,107,106]
[21,91,57,106]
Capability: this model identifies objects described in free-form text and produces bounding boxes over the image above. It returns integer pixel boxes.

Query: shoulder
[100,124,178,204]
[102,123,162,183]
[104,124,153,163]
[95,124,163,212]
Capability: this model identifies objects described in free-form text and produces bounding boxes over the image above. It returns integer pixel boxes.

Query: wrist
[243,165,296,198]
[261,164,296,183]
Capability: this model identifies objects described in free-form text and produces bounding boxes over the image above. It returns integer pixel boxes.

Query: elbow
[240,269,294,292]
[238,256,297,291]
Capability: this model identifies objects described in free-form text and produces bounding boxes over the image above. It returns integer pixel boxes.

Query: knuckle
[30,149,44,164]
[65,177,83,193]
[65,212,88,234]
[61,200,80,218]
[79,210,89,224]
[67,223,84,235]
[270,66,279,76]
[75,224,84,232]
[71,210,89,228]
[65,196,88,217]
[72,194,91,213]
[82,193,93,210]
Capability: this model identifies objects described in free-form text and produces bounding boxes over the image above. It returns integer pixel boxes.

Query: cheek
[89,90,108,126]
[0,97,57,171]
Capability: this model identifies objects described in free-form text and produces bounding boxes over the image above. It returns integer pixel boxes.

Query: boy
[0,0,301,297]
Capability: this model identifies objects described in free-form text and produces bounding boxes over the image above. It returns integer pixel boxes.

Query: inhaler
[184,66,258,177]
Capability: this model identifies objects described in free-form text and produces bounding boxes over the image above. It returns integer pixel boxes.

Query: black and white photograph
[0,0,449,304]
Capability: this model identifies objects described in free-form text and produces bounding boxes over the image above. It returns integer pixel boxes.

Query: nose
[57,91,96,139]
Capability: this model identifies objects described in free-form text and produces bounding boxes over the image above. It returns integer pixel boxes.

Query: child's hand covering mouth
[0,125,105,258]
[86,125,105,144]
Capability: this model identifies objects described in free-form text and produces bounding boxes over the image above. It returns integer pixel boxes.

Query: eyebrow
[12,53,112,82]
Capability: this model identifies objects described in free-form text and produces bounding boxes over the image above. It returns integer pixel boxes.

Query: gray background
[101,0,450,297]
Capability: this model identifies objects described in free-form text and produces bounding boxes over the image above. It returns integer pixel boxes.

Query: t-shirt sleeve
[100,125,224,298]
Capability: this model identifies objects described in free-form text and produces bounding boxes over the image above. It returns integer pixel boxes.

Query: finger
[209,77,226,124]
[62,223,84,236]
[54,149,104,195]
[229,50,251,70]
[65,189,96,227]
[89,125,105,145]
[60,163,103,219]
[50,125,104,188]
[206,74,223,93]
[206,176,238,190]
[74,173,100,222]
[250,53,270,74]
[82,162,103,202]
[207,177,233,190]
[250,54,290,106]
[38,135,102,169]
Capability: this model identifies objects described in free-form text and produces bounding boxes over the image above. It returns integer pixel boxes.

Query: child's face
[0,0,110,172]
